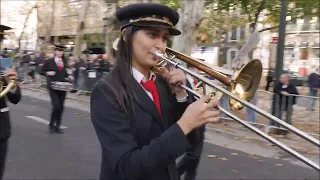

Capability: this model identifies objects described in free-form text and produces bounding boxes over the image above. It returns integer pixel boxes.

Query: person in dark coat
[176,69,205,180]
[307,67,320,111]
[0,68,21,180]
[271,74,299,135]
[41,45,73,134]
[90,3,220,180]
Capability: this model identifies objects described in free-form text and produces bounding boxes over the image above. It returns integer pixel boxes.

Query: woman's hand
[5,68,17,80]
[177,95,220,135]
[46,71,56,76]
[165,68,187,97]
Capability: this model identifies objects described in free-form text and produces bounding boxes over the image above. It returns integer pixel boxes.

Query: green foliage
[206,0,320,28]
[196,3,249,45]
[158,0,180,10]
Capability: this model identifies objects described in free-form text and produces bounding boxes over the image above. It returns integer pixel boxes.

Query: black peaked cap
[115,3,181,36]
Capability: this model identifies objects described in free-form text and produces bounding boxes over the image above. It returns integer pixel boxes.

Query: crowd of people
[1,48,114,93]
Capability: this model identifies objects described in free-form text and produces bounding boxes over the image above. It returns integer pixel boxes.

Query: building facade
[282,18,319,74]
[36,0,108,53]
[0,0,37,51]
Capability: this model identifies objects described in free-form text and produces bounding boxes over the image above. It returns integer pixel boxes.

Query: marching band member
[41,45,73,134]
[176,64,205,180]
[90,3,220,180]
[0,69,21,180]
[0,24,22,180]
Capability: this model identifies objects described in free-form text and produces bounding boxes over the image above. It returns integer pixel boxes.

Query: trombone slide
[154,51,320,171]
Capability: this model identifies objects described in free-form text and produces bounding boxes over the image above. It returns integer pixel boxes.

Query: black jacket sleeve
[90,82,191,180]
[40,59,50,76]
[7,85,21,104]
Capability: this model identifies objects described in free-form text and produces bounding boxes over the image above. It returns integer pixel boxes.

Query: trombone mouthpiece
[154,51,164,59]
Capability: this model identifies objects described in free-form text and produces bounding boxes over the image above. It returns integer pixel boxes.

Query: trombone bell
[164,47,263,111]
[229,59,263,111]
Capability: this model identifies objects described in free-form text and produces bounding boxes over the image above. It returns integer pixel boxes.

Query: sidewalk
[206,121,319,156]
[22,84,319,156]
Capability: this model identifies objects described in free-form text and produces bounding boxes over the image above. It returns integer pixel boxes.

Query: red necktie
[140,80,162,118]
[57,60,63,71]
[193,79,198,86]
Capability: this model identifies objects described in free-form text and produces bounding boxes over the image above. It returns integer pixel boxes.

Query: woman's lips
[150,52,159,61]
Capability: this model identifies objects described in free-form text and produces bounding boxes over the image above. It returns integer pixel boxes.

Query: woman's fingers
[202,110,220,119]
[206,98,219,110]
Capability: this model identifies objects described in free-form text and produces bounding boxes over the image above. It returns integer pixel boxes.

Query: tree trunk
[104,2,120,60]
[171,0,205,66]
[73,0,91,56]
[43,0,55,51]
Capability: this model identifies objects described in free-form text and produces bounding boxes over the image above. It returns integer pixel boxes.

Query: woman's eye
[148,32,156,38]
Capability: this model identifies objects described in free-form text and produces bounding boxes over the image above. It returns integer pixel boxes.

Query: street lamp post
[103,17,107,54]
[274,0,289,84]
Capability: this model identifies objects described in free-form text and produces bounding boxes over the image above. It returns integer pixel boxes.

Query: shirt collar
[132,67,156,83]
[55,56,62,62]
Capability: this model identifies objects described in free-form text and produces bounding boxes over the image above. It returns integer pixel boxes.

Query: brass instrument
[152,48,320,171]
[0,78,16,98]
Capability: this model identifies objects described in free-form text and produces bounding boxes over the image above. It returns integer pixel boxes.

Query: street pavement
[2,90,319,180]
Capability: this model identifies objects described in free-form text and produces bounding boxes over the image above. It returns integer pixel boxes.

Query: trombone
[152,48,320,171]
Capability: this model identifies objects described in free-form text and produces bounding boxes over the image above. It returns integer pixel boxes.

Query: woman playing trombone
[90,3,220,180]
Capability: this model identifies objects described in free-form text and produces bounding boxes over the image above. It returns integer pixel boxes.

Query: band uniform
[89,3,211,180]
[41,45,73,134]
[0,73,21,180]
[176,79,205,180]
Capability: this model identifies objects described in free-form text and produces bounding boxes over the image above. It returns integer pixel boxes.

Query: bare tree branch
[259,19,296,33]
[252,0,266,31]
[18,5,37,48]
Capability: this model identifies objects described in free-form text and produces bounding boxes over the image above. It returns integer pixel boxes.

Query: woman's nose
[154,39,166,53]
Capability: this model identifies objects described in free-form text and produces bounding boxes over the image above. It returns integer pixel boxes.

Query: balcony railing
[286,23,320,33]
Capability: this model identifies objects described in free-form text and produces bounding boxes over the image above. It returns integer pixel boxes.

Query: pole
[0,0,2,51]
[274,0,289,84]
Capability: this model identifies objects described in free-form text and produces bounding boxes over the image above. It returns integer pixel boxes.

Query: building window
[227,48,239,66]
[311,42,320,59]
[284,48,295,60]
[228,26,241,42]
[299,42,309,60]
[284,42,295,60]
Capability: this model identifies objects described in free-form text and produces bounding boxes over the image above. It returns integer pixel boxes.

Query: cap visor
[133,23,181,36]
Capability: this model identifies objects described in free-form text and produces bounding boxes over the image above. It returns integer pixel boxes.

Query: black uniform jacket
[0,85,21,139]
[90,75,200,180]
[41,57,70,89]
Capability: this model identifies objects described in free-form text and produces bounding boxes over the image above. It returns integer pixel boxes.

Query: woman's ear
[121,29,127,42]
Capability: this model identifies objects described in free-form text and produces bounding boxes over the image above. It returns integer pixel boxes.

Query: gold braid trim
[0,32,6,35]
[129,17,173,27]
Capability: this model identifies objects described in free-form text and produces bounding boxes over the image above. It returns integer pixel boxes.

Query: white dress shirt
[131,67,187,102]
[55,57,64,67]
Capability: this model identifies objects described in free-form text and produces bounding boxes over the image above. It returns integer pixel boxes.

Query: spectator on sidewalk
[21,51,31,83]
[271,74,299,135]
[94,55,104,79]
[307,67,320,111]
[176,64,204,180]
[71,55,86,92]
[265,68,274,91]
[246,94,257,123]
[28,52,37,82]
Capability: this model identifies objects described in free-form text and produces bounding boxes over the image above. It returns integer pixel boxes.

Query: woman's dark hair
[102,26,141,115]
